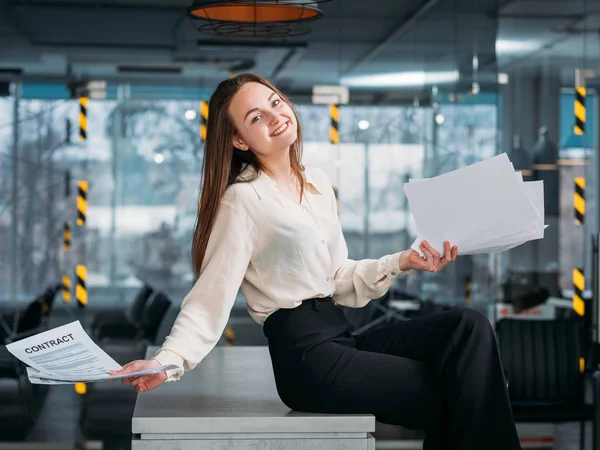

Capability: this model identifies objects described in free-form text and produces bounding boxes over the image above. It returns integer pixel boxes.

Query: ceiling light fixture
[497,73,509,85]
[358,120,370,130]
[340,71,459,88]
[495,39,540,54]
[188,0,331,38]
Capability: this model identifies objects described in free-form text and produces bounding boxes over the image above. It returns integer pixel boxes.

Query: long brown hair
[191,73,305,277]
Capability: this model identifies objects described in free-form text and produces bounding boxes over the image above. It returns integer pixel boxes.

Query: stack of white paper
[5,321,176,385]
[403,153,547,257]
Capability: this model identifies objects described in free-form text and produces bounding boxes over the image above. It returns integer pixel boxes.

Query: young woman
[111,73,521,450]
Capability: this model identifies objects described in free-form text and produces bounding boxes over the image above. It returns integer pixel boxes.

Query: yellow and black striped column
[574,177,585,225]
[64,221,71,250]
[200,100,209,143]
[574,85,586,136]
[573,267,585,316]
[76,181,88,226]
[62,274,72,304]
[330,104,339,145]
[79,97,88,141]
[225,327,234,347]
[75,264,87,308]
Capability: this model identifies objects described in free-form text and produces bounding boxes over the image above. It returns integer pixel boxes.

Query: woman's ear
[232,135,249,151]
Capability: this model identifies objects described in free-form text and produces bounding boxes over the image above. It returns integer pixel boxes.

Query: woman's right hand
[109,359,168,392]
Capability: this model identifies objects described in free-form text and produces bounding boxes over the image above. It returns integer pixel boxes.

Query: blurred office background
[0,0,599,449]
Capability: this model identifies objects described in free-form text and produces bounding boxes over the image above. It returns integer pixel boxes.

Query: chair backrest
[139,292,171,343]
[154,306,178,345]
[41,284,61,317]
[0,312,11,341]
[126,284,154,326]
[17,299,45,334]
[496,318,583,405]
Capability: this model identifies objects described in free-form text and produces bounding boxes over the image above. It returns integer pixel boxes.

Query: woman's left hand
[399,240,458,273]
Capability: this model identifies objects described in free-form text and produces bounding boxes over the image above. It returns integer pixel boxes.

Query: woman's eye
[252,115,261,123]
[272,99,280,107]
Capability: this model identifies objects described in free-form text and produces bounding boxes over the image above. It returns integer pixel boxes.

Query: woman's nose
[267,110,282,124]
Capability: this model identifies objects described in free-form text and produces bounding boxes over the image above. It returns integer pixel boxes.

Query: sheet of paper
[411,231,540,256]
[28,378,71,385]
[463,225,549,255]
[459,180,546,253]
[26,364,178,384]
[405,154,534,251]
[404,153,538,255]
[6,320,179,384]
[26,367,72,385]
[6,321,121,379]
[463,238,533,255]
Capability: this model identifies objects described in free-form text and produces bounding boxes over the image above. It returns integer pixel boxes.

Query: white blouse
[153,165,411,381]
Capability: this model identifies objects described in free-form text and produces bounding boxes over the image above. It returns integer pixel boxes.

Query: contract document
[404,153,547,256]
[5,320,177,385]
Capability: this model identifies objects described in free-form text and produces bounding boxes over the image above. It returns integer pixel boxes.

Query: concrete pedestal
[132,346,376,449]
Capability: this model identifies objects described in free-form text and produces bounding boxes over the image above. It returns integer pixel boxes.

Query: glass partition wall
[0,82,529,319]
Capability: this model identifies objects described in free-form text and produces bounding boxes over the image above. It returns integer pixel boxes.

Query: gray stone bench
[132,346,375,449]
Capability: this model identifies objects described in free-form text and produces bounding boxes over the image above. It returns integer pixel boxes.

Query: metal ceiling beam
[272,47,307,79]
[7,0,185,12]
[32,41,176,51]
[196,40,308,50]
[496,14,583,20]
[341,0,441,75]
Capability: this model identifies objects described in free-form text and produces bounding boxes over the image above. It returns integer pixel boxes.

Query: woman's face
[228,82,298,158]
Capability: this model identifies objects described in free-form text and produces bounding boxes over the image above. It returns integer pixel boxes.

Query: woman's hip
[263,297,355,380]
[263,297,353,353]
[261,297,357,411]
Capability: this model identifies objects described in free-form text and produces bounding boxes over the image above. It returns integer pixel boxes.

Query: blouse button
[391,271,397,276]
[326,276,330,281]
[321,239,325,244]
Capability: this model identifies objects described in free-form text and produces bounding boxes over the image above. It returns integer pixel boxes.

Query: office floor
[0,308,592,450]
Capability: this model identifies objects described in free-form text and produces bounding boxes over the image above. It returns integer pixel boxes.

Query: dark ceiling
[0,0,598,102]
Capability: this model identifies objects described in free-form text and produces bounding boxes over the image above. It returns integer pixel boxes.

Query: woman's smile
[270,120,291,137]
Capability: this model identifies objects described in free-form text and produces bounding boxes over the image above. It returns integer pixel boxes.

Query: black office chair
[37,284,61,324]
[0,283,58,337]
[97,290,172,345]
[0,296,48,430]
[137,291,172,343]
[93,284,154,340]
[497,318,599,450]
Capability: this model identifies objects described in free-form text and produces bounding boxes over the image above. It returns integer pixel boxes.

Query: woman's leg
[355,307,521,450]
[300,339,444,450]
[266,298,443,448]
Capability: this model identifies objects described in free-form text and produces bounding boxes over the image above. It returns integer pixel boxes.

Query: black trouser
[263,297,521,450]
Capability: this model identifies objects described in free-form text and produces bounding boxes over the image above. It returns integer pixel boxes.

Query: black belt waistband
[263,296,351,355]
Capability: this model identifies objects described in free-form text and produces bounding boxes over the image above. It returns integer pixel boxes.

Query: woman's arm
[315,169,410,308]
[153,202,254,381]
[332,251,409,308]
[322,169,457,308]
